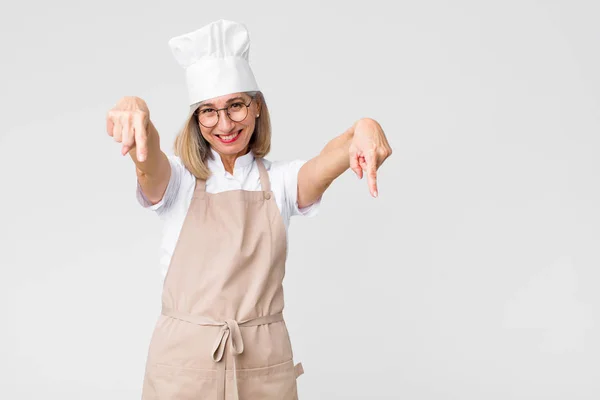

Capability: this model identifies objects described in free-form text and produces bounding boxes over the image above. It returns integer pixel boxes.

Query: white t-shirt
[136,147,321,280]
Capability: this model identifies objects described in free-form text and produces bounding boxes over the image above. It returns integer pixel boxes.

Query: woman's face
[196,92,260,157]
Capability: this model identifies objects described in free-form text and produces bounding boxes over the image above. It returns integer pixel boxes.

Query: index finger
[133,112,148,162]
[365,148,378,197]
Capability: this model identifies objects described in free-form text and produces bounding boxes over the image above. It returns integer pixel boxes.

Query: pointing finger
[365,148,378,198]
[133,112,148,162]
[121,113,132,156]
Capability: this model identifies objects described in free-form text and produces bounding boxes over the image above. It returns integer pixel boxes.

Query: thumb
[348,144,362,179]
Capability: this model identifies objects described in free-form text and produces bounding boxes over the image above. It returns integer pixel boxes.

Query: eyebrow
[199,96,246,108]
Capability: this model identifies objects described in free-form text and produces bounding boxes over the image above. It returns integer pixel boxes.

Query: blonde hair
[173,91,271,180]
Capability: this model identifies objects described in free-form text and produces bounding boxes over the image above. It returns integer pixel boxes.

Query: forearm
[297,125,355,208]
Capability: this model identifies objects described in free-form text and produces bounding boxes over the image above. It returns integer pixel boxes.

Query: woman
[106,19,391,400]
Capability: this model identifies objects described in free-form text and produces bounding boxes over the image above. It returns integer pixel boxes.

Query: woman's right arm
[107,96,171,206]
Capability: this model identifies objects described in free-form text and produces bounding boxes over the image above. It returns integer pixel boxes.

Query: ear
[255,99,261,116]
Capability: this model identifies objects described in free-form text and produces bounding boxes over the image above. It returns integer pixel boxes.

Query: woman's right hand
[106,96,150,162]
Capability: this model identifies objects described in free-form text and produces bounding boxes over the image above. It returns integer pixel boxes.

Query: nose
[216,109,235,131]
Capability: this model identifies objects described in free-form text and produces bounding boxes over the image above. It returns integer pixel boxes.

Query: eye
[200,108,214,114]
[229,102,243,110]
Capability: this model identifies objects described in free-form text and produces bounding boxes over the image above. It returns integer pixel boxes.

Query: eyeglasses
[196,99,253,128]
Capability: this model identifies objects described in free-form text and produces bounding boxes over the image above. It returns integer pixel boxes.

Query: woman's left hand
[348,118,393,198]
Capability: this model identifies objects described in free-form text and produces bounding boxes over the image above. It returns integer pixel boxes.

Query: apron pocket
[232,359,301,400]
[144,363,217,400]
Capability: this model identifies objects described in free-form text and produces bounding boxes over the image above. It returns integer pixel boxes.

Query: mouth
[216,129,242,144]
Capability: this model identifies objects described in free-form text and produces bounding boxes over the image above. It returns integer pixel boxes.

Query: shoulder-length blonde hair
[173,91,271,180]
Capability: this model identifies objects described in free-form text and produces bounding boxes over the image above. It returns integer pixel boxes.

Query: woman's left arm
[297,118,393,208]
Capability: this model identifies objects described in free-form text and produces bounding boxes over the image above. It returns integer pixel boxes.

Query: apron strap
[255,158,271,193]
[194,177,206,197]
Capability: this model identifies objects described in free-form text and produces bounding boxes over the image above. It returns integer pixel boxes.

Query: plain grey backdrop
[1,0,599,399]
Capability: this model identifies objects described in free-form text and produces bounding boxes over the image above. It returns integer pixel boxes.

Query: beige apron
[141,158,304,400]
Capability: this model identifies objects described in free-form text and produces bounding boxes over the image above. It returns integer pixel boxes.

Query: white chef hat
[168,19,260,106]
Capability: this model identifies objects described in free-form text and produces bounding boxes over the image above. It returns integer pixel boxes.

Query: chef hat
[168,19,260,106]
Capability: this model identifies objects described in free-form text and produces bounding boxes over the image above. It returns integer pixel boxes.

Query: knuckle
[134,96,148,106]
[133,110,148,123]
[360,117,376,126]
[116,96,131,107]
[108,110,120,121]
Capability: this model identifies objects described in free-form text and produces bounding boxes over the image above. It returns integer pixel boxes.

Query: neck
[218,146,250,174]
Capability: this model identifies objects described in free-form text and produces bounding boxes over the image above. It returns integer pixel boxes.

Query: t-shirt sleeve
[283,159,322,217]
[135,154,183,214]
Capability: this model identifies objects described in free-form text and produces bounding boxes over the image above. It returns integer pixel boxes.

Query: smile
[216,129,242,143]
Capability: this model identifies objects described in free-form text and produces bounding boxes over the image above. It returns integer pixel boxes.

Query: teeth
[220,130,240,141]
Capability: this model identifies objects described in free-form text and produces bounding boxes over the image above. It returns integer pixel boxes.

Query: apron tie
[212,319,244,363]
[161,307,284,400]
[211,319,244,400]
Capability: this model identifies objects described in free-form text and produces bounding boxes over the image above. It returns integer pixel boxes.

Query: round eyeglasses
[196,99,253,128]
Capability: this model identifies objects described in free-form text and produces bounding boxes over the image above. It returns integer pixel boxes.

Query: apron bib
[141,158,304,400]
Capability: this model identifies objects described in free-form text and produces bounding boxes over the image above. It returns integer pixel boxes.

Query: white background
[1,1,599,399]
